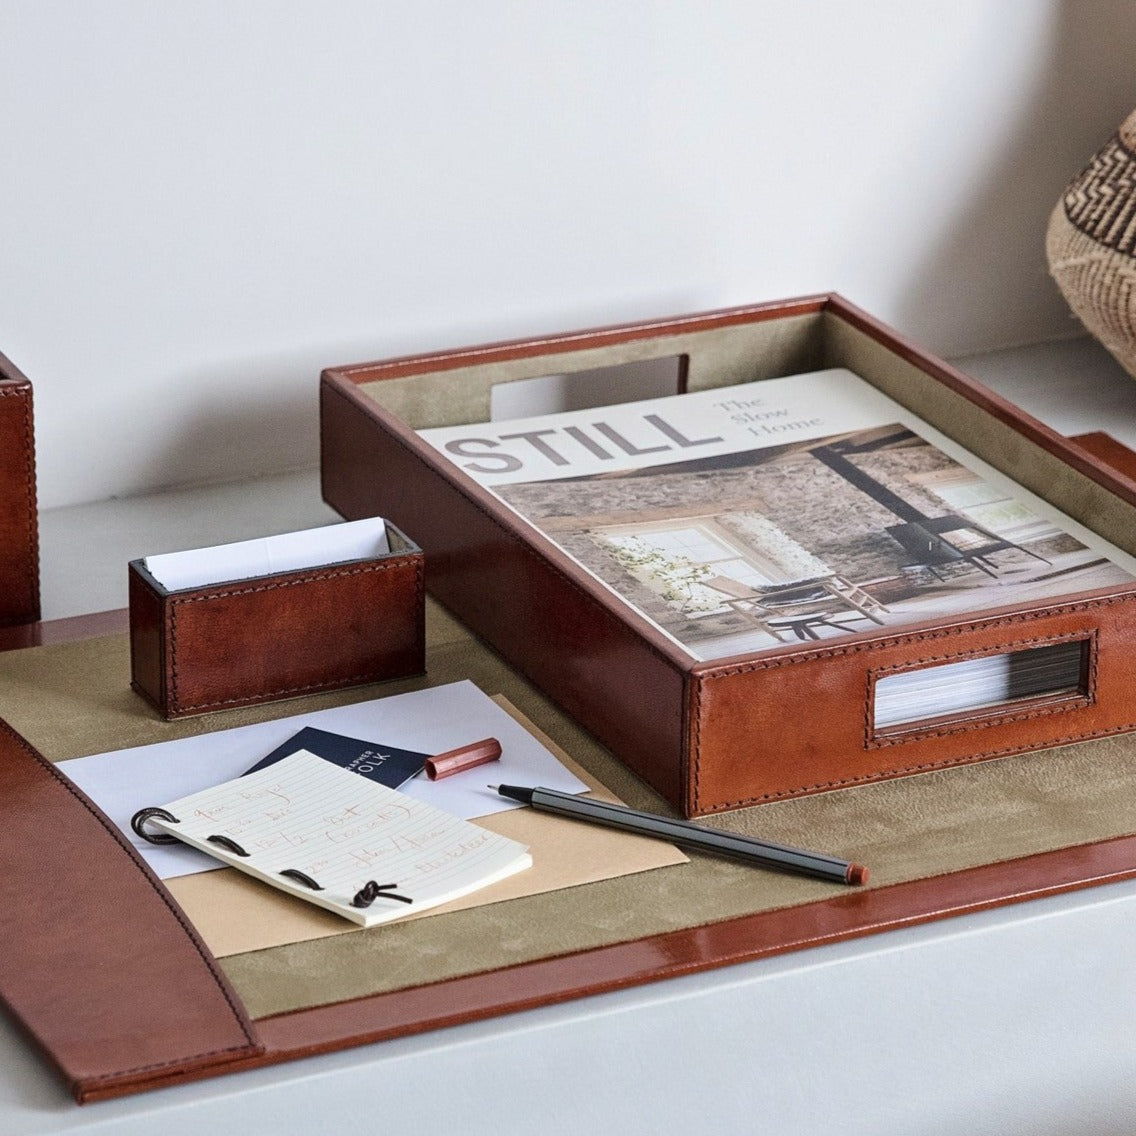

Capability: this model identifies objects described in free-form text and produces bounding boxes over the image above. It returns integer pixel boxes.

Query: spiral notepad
[132,750,531,927]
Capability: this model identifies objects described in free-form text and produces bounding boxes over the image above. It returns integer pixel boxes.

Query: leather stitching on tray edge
[693,596,1134,809]
[861,627,1101,747]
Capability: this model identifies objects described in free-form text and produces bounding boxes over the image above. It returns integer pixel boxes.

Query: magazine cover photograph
[494,422,1135,661]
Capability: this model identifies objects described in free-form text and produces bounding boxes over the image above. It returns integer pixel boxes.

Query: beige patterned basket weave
[1047,109,1136,378]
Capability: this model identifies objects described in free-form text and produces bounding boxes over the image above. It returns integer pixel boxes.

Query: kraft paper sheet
[163,700,687,957]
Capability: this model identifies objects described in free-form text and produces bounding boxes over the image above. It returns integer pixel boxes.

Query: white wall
[3,1,1136,509]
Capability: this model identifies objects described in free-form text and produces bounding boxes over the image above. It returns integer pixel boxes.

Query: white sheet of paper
[63,681,586,879]
[142,517,391,591]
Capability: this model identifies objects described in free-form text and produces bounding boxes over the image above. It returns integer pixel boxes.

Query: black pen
[491,784,868,886]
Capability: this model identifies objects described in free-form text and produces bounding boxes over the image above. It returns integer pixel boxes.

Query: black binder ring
[279,868,324,891]
[351,880,414,908]
[130,806,182,845]
[206,834,249,857]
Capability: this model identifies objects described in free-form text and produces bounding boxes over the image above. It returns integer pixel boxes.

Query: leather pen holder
[128,518,424,719]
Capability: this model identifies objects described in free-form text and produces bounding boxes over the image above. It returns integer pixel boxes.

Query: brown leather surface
[690,591,1136,811]
[128,547,425,718]
[1072,430,1136,482]
[321,376,690,806]
[0,357,40,627]
[0,608,128,652]
[321,296,1136,816]
[0,718,262,1102]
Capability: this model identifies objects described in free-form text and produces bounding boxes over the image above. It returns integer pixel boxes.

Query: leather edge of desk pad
[0,718,264,1103]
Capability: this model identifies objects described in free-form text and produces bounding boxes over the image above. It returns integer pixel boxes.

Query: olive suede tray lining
[353,309,1135,561]
[3,600,1136,1021]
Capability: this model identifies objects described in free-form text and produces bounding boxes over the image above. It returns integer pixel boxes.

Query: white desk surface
[11,336,1136,1135]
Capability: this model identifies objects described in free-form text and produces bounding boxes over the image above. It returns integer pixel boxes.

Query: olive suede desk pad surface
[3,600,1136,1022]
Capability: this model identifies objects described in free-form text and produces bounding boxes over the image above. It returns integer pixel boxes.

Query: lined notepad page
[146,750,532,927]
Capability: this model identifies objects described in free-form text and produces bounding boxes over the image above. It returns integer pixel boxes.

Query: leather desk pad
[6,583,1136,1101]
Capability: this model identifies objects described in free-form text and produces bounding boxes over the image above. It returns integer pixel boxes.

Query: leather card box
[319,295,1136,817]
[0,352,40,627]
[128,518,425,719]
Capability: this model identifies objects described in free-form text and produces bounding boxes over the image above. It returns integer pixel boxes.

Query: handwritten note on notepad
[139,750,532,927]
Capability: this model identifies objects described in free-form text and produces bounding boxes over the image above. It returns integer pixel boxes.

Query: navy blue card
[244,726,429,788]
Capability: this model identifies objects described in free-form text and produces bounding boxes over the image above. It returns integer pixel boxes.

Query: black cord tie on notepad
[206,834,249,857]
[279,868,324,891]
[130,807,182,845]
[352,881,414,908]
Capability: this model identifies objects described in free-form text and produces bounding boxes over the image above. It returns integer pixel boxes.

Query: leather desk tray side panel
[691,590,1136,808]
[320,295,1136,816]
[320,371,691,807]
[0,355,41,627]
[0,719,263,1102]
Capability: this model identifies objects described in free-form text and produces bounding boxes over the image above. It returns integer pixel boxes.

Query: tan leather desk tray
[321,297,1136,816]
[5,466,1136,1107]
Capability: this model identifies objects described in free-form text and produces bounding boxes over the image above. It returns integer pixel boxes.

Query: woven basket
[1047,109,1136,378]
